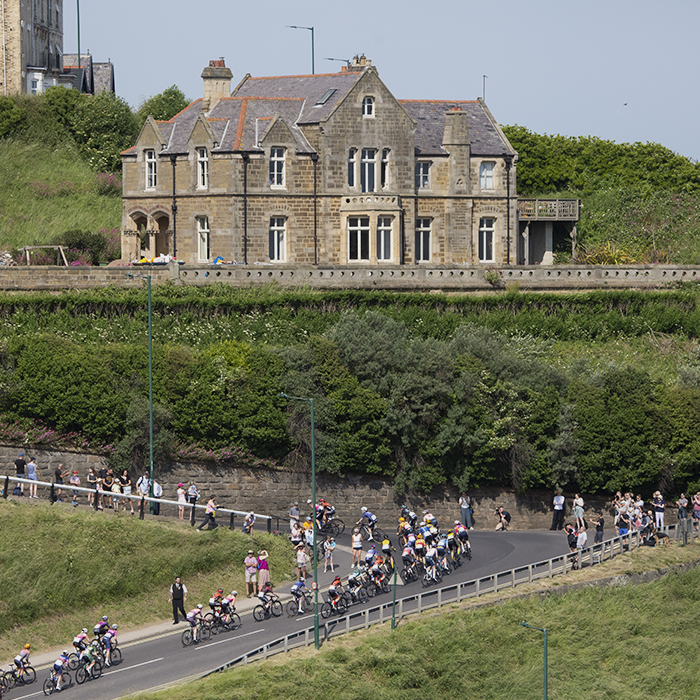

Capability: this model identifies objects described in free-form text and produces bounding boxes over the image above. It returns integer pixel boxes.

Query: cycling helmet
[102,616,109,621]
[455,520,460,525]
[197,603,203,609]
[398,517,405,522]
[111,624,118,630]
[361,506,367,512]
[63,650,69,656]
[231,590,238,597]
[217,588,223,594]
[307,499,312,504]
[25,643,31,649]
[82,628,88,634]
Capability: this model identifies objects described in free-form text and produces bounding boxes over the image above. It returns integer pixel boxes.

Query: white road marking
[195,629,266,650]
[103,656,164,676]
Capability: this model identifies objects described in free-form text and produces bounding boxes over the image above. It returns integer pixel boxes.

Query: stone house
[121,56,520,266]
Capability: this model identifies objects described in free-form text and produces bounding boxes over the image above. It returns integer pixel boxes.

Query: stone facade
[0,445,680,531]
[0,0,63,95]
[121,56,518,268]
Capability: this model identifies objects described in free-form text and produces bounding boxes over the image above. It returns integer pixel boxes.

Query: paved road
[6,527,569,700]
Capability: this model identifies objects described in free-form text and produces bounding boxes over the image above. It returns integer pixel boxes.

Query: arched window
[362,96,375,117]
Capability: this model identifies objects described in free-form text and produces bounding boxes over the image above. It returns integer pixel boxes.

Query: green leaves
[135,85,190,130]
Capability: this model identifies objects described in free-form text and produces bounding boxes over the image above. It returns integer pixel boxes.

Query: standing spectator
[26,456,38,499]
[676,493,689,521]
[120,470,135,514]
[572,494,585,531]
[177,483,187,520]
[351,528,363,567]
[102,470,115,509]
[242,512,256,534]
[494,506,511,531]
[459,492,473,529]
[593,512,605,545]
[111,476,123,512]
[290,521,303,548]
[152,480,163,515]
[54,463,68,502]
[196,495,218,532]
[136,471,150,498]
[257,550,271,589]
[550,490,565,530]
[244,550,258,596]
[169,576,187,624]
[87,467,98,506]
[693,492,700,533]
[323,535,336,573]
[296,544,309,580]
[289,501,301,531]
[652,491,666,529]
[70,470,81,506]
[618,507,632,549]
[95,477,104,510]
[186,483,199,505]
[14,452,26,495]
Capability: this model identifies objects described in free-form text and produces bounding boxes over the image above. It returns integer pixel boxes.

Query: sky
[64,0,700,162]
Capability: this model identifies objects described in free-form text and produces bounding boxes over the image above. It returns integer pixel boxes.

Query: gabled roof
[399,100,510,157]
[232,71,364,124]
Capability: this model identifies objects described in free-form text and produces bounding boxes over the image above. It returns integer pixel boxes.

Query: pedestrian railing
[207,521,691,674]
[1,475,276,532]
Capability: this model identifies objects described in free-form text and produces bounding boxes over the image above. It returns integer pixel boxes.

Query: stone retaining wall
[0,445,679,531]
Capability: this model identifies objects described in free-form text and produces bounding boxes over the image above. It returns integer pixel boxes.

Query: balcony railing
[518,199,580,220]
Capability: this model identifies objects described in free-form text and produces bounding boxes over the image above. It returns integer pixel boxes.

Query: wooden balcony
[517,199,580,221]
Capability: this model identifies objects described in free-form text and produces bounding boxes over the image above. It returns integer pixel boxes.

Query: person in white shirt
[550,490,565,530]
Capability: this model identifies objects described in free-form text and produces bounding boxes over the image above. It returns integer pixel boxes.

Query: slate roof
[399,100,511,157]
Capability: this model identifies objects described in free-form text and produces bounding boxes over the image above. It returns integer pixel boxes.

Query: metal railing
[517,199,580,220]
[1,475,275,532]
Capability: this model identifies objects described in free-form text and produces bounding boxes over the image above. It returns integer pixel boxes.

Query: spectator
[95,477,104,510]
[550,490,565,531]
[54,463,68,502]
[572,493,585,530]
[177,483,187,520]
[102,470,115,509]
[26,456,38,499]
[576,525,588,551]
[676,493,688,521]
[14,452,26,495]
[618,507,632,549]
[459,492,473,529]
[652,491,666,529]
[494,506,511,531]
[120,470,135,515]
[86,467,98,506]
[245,550,258,596]
[111,476,123,512]
[290,521,303,548]
[323,535,336,573]
[186,483,199,504]
[296,544,309,580]
[152,480,163,515]
[70,470,81,507]
[242,512,256,534]
[169,576,187,624]
[196,495,219,532]
[289,501,301,531]
[693,492,700,533]
[593,511,605,545]
[257,550,271,589]
[136,471,150,498]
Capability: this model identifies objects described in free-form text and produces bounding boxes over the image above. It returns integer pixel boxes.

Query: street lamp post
[279,392,319,649]
[520,622,548,700]
[287,25,315,74]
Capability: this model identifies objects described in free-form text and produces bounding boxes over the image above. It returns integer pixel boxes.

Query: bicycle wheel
[22,667,36,684]
[229,612,242,630]
[109,648,122,665]
[374,527,387,541]
[200,623,211,642]
[181,629,193,647]
[435,569,443,583]
[365,582,376,597]
[334,518,345,535]
[421,573,432,588]
[320,602,332,619]
[253,605,266,622]
[4,671,16,690]
[301,594,314,613]
[357,586,369,603]
[43,677,55,696]
[466,547,472,561]
[271,600,283,617]
[336,597,348,614]
[62,671,72,688]
[210,619,222,636]
[286,599,300,617]
[67,653,80,671]
[91,661,102,680]
[204,612,215,623]
[75,667,87,685]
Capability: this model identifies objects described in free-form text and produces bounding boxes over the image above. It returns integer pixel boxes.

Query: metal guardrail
[1,475,276,532]
[206,523,689,674]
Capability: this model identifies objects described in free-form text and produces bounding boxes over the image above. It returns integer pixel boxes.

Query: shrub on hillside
[0,95,26,137]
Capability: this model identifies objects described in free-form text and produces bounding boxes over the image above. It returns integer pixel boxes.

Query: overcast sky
[65,0,700,162]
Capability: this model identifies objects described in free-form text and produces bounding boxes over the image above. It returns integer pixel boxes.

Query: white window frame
[197,216,210,262]
[145,149,157,189]
[269,147,285,188]
[381,149,390,190]
[377,217,393,261]
[196,147,209,189]
[480,161,495,190]
[362,96,375,117]
[415,161,431,190]
[348,216,370,261]
[360,149,376,193]
[269,217,286,262]
[415,218,431,262]
[478,217,495,262]
[348,148,357,188]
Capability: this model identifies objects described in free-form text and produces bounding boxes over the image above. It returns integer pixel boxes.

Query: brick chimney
[201,59,233,111]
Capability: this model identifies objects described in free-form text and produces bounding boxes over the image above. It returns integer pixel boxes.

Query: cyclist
[13,643,31,680]
[222,590,238,619]
[94,615,110,640]
[79,642,99,676]
[307,499,324,527]
[418,520,432,542]
[102,624,118,666]
[327,575,344,608]
[73,627,90,652]
[436,533,449,570]
[454,521,472,557]
[425,543,438,580]
[257,581,276,613]
[402,541,416,568]
[381,535,393,558]
[446,528,457,554]
[209,589,224,616]
[290,578,308,607]
[186,604,204,643]
[423,510,438,528]
[370,556,386,587]
[400,505,418,529]
[414,533,426,563]
[356,506,378,540]
[364,543,377,567]
[52,651,69,691]
[321,498,336,525]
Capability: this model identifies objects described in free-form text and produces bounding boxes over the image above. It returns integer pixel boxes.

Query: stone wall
[0,445,679,531]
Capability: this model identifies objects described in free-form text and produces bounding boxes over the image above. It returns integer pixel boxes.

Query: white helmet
[231,590,238,597]
[361,506,367,512]
[82,628,88,634]
[197,603,203,609]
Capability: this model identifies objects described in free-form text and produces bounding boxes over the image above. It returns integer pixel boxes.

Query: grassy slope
[138,546,700,700]
[0,500,294,660]
[0,140,120,249]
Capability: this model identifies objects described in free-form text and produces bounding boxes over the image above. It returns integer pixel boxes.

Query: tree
[71,92,138,172]
[0,96,26,138]
[135,86,190,130]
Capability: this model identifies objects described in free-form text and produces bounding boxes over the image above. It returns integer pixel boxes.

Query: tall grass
[0,500,293,659]
[0,140,120,249]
